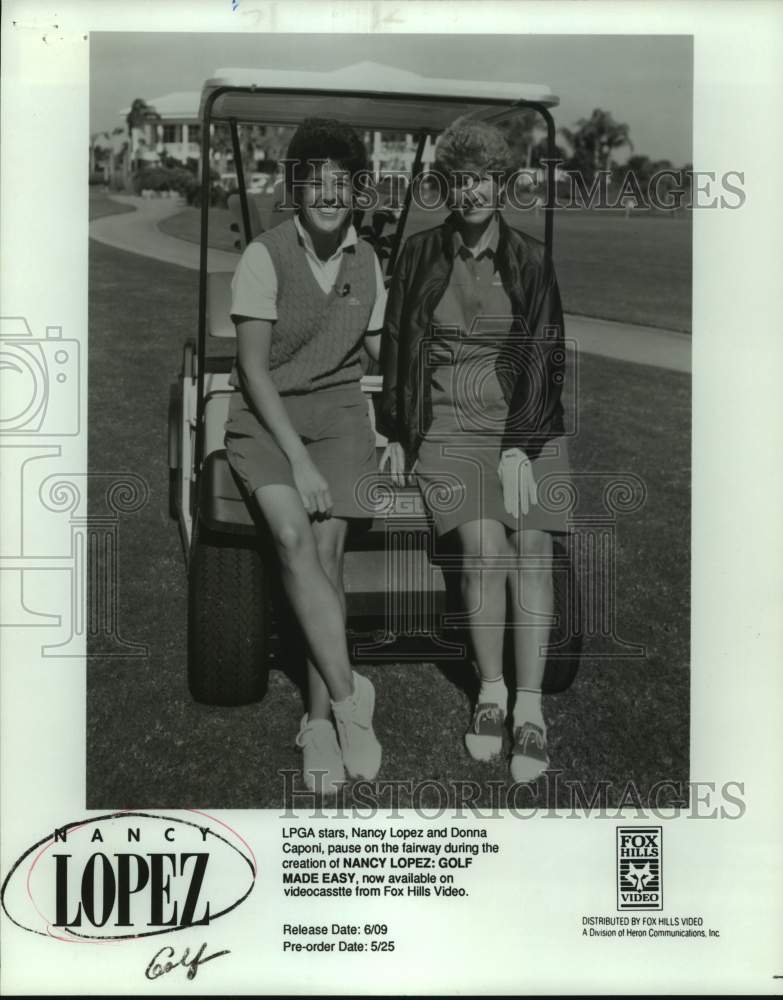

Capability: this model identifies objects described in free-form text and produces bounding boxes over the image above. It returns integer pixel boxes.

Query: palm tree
[89,131,109,173]
[125,98,161,163]
[560,108,633,179]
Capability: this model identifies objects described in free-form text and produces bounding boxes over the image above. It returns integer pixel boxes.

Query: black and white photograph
[86,31,693,810]
[1,2,781,995]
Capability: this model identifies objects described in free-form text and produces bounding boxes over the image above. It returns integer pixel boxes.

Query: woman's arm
[363,332,381,363]
[377,243,411,442]
[235,317,306,461]
[362,252,388,363]
[502,261,566,458]
[235,316,332,515]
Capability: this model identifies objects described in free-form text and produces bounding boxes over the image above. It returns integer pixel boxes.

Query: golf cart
[168,62,581,706]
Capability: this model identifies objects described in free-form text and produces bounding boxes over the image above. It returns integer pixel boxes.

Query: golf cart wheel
[168,382,182,521]
[541,535,583,694]
[187,520,270,706]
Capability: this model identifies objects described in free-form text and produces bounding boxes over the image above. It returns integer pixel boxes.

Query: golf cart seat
[227,192,264,249]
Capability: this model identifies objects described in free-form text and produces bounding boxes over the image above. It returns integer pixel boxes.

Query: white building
[118,90,434,178]
[119,91,202,165]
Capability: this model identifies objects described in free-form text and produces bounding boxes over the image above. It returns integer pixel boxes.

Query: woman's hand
[291,453,333,517]
[379,441,408,487]
[498,448,538,518]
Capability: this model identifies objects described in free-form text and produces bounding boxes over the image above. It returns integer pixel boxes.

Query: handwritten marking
[145,942,230,982]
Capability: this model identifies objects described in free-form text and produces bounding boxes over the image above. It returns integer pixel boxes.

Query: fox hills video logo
[616,826,662,910]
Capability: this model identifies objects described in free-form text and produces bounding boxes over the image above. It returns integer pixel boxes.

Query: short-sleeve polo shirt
[230,215,387,330]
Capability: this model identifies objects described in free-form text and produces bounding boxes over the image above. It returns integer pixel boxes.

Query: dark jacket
[378,214,566,463]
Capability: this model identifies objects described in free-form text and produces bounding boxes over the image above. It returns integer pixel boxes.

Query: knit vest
[229,218,376,394]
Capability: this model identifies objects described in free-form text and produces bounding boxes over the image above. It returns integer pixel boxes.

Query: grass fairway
[88,190,136,221]
[87,238,690,810]
[158,195,692,332]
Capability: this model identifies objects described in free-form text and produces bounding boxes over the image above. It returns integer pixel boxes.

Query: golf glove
[498,447,538,518]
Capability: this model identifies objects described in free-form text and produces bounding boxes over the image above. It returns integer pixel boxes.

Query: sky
[90,33,693,165]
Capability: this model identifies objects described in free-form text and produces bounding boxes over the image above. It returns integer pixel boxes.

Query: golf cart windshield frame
[194,83,558,471]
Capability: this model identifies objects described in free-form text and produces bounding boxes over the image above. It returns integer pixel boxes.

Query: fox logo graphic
[623,862,654,891]
[616,827,662,910]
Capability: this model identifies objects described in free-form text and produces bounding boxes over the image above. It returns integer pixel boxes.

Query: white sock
[514,687,544,730]
[478,675,507,712]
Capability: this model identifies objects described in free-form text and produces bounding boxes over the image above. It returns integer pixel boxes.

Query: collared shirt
[428,214,514,433]
[231,214,387,329]
[450,214,501,260]
[435,214,511,337]
[292,214,358,294]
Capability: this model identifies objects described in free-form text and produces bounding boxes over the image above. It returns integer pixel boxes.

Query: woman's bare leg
[506,528,554,690]
[455,518,511,681]
[307,516,349,720]
[456,518,512,760]
[253,484,353,702]
[506,527,554,780]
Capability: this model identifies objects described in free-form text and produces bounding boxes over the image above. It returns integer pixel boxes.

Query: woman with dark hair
[379,117,572,783]
[224,118,385,794]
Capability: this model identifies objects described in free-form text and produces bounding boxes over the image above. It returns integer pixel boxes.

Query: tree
[207,123,295,183]
[251,125,294,167]
[125,98,161,162]
[211,124,233,177]
[89,131,109,173]
[498,109,541,168]
[559,108,633,179]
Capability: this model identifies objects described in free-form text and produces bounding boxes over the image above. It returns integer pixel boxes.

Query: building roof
[119,91,200,120]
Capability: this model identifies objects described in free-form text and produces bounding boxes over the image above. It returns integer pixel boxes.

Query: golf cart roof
[200,61,558,131]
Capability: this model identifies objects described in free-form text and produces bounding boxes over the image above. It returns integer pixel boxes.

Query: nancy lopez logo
[616,826,662,910]
[0,811,256,941]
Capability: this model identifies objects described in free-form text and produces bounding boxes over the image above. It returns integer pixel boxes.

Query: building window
[162,124,181,143]
[189,124,200,144]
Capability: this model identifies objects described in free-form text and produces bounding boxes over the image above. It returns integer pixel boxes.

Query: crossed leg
[306,516,349,720]
[252,484,353,704]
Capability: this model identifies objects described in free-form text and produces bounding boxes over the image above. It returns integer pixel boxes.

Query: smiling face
[449,170,505,226]
[297,159,353,239]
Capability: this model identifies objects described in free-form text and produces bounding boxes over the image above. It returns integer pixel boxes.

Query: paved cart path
[90,194,691,373]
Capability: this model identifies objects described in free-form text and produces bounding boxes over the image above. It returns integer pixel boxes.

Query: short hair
[285,117,368,195]
[434,117,514,179]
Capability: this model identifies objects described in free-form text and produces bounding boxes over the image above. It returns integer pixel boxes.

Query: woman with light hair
[379,117,572,783]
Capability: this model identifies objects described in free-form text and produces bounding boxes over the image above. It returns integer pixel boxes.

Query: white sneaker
[295,715,346,796]
[331,672,382,780]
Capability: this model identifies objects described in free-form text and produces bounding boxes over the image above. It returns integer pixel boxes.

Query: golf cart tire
[541,535,583,694]
[168,382,182,521]
[187,521,270,706]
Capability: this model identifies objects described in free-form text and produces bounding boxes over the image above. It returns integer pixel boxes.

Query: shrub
[133,165,200,200]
